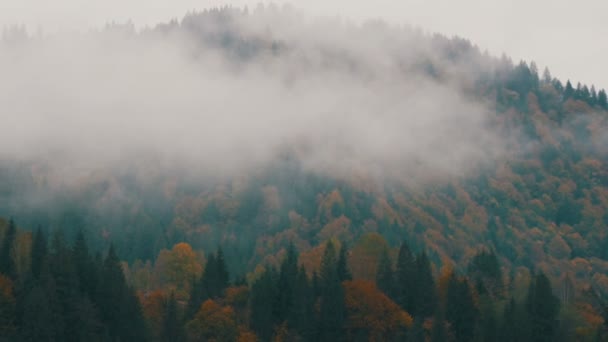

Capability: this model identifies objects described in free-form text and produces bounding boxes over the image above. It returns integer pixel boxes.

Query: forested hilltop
[1,5,608,341]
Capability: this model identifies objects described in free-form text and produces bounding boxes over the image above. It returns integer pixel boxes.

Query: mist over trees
[1,4,608,341]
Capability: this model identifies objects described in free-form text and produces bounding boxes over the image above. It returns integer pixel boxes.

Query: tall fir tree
[0,219,17,279]
[414,252,437,318]
[376,247,394,299]
[288,265,314,340]
[446,275,478,342]
[161,292,183,342]
[396,241,416,314]
[318,240,346,342]
[275,243,298,324]
[30,227,47,281]
[250,267,277,341]
[336,242,352,282]
[526,272,560,342]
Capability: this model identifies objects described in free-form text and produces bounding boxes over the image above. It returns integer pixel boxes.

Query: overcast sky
[2,0,607,88]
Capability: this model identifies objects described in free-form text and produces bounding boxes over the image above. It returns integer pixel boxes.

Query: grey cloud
[0,9,507,185]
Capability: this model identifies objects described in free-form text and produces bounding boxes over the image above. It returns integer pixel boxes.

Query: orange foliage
[154,242,203,298]
[349,233,389,280]
[343,280,413,342]
[187,299,238,342]
[140,290,166,339]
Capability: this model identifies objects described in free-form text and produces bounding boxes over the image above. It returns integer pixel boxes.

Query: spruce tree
[396,241,416,313]
[250,268,277,341]
[30,227,47,281]
[275,243,298,324]
[0,219,17,279]
[162,292,183,342]
[598,89,608,109]
[336,242,352,282]
[288,266,314,340]
[318,240,345,342]
[414,252,437,318]
[526,272,560,342]
[446,275,478,342]
[376,247,394,298]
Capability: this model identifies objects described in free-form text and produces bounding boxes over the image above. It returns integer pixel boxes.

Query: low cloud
[0,8,507,186]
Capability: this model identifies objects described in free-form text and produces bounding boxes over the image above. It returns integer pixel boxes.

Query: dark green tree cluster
[375,241,437,319]
[250,240,349,341]
[374,242,566,342]
[187,247,230,318]
[0,222,147,341]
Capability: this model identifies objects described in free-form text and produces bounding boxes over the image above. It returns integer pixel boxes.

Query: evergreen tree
[20,284,58,342]
[288,266,314,340]
[250,268,277,341]
[0,219,16,279]
[446,275,478,342]
[395,241,416,313]
[72,230,97,296]
[275,243,298,324]
[376,247,394,298]
[161,292,183,342]
[318,240,345,342]
[526,272,560,342]
[542,67,552,84]
[96,244,147,342]
[336,242,352,282]
[30,227,47,281]
[590,85,598,106]
[49,229,80,341]
[564,80,574,99]
[414,252,437,318]
[499,298,518,342]
[598,89,608,109]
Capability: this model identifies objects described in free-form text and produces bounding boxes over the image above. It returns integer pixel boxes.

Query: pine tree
[319,240,345,342]
[0,219,17,279]
[564,80,574,99]
[526,272,559,342]
[396,241,416,313]
[542,67,552,84]
[250,268,277,341]
[161,292,183,342]
[96,244,147,342]
[72,230,97,296]
[337,242,352,282]
[376,247,394,298]
[288,266,314,340]
[598,89,608,109]
[499,298,518,342]
[414,252,437,318]
[275,243,298,324]
[446,275,478,342]
[30,227,47,281]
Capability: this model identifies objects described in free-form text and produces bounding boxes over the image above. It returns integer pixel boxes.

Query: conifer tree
[376,247,394,298]
[275,243,298,323]
[162,292,183,342]
[526,272,559,342]
[30,227,47,281]
[446,275,478,342]
[318,240,345,342]
[336,242,352,282]
[396,241,416,313]
[250,267,277,341]
[0,219,16,279]
[414,252,437,318]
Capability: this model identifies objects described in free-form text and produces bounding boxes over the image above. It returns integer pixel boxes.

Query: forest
[1,4,608,341]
